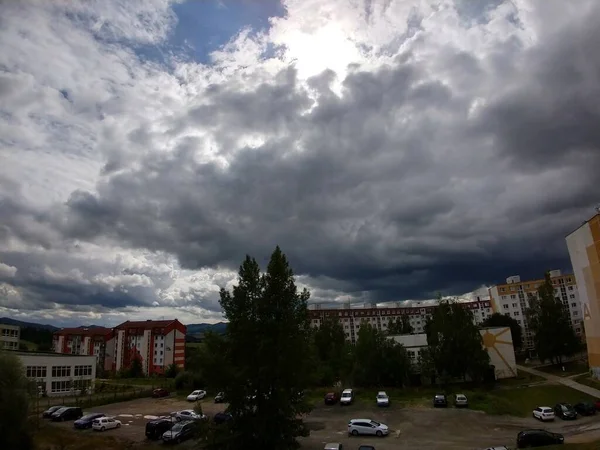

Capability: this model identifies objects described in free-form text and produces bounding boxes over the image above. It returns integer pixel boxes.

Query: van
[340,389,354,405]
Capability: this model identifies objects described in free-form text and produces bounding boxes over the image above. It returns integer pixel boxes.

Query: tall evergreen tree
[208,247,313,449]
[425,299,490,383]
[312,318,349,386]
[526,272,581,364]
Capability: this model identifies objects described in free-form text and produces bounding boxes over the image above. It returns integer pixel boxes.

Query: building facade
[17,352,97,396]
[566,212,600,378]
[488,270,582,351]
[308,299,493,344]
[1,324,20,351]
[53,319,186,376]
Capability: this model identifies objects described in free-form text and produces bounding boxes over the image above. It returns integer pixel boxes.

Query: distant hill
[185,322,227,336]
[0,317,59,331]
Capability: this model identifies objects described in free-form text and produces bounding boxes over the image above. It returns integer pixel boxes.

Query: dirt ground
[45,396,600,449]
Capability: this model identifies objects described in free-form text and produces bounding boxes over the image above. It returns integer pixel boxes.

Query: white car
[376,391,389,407]
[348,418,389,437]
[533,406,555,421]
[186,390,207,401]
[340,389,354,405]
[171,409,206,422]
[92,417,121,431]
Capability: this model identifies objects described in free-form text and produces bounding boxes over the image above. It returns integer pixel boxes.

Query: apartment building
[112,319,186,376]
[566,211,600,378]
[53,326,113,370]
[53,319,186,376]
[17,352,97,396]
[307,298,493,344]
[488,270,582,351]
[1,324,20,350]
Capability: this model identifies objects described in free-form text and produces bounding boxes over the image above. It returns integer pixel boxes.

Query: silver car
[348,418,389,437]
[454,393,468,407]
[171,409,206,422]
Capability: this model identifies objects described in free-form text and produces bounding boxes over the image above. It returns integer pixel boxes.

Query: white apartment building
[488,270,582,351]
[17,352,97,396]
[308,299,493,344]
[1,324,20,350]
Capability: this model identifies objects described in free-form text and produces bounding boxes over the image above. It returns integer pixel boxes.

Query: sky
[1,0,599,328]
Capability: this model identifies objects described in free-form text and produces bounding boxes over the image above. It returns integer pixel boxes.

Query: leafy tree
[387,314,413,335]
[165,363,179,378]
[425,299,490,383]
[481,313,523,351]
[312,318,348,385]
[128,354,144,378]
[203,247,313,449]
[526,272,581,364]
[353,323,410,387]
[0,351,33,450]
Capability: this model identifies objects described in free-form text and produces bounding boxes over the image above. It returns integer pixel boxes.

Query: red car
[324,392,339,405]
[595,399,600,411]
[152,388,170,398]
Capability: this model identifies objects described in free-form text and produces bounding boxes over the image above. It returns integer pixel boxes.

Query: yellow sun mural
[480,327,517,378]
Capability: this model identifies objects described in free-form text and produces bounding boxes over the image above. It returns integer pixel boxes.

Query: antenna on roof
[595,204,600,214]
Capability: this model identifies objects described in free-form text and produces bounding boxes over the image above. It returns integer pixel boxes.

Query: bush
[175,371,205,391]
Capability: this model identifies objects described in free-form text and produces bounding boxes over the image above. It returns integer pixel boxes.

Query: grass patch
[573,373,600,389]
[496,369,546,386]
[100,377,175,388]
[536,361,589,377]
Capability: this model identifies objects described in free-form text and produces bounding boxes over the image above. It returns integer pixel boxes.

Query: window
[26,366,47,378]
[568,286,574,291]
[576,328,581,333]
[514,311,520,316]
[74,365,92,376]
[510,295,516,299]
[501,295,507,300]
[512,303,517,308]
[574,311,578,316]
[572,303,577,307]
[51,366,71,378]
[503,304,509,309]
[160,351,163,355]
[51,380,73,393]
[570,294,575,299]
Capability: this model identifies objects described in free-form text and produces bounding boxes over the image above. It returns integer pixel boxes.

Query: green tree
[204,247,313,449]
[128,354,144,378]
[165,363,179,378]
[481,313,523,351]
[312,318,347,385]
[0,351,33,450]
[526,272,581,364]
[425,299,490,383]
[387,314,413,335]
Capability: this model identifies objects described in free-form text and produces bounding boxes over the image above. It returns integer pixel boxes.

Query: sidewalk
[517,365,600,398]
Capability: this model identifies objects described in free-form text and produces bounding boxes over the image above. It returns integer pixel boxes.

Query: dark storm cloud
[57,3,600,305]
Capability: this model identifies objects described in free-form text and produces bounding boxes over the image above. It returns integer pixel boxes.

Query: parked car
[214,391,226,403]
[484,447,510,450]
[532,406,555,421]
[152,388,170,398]
[595,399,600,411]
[51,407,83,422]
[42,405,65,418]
[516,429,564,448]
[433,394,448,407]
[340,389,354,406]
[162,420,200,444]
[92,417,122,431]
[358,446,376,450]
[554,403,577,420]
[74,413,106,429]
[213,412,233,425]
[324,444,343,450]
[171,409,206,422]
[324,392,339,405]
[574,401,597,416]
[376,391,390,407]
[348,419,389,437]
[186,390,207,401]
[454,394,468,408]
[145,418,174,440]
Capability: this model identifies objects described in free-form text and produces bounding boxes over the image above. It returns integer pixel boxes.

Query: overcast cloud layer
[1,0,599,327]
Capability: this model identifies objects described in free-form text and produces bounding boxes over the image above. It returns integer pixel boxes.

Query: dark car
[358,446,376,450]
[51,407,83,422]
[214,391,226,403]
[162,420,200,444]
[433,394,448,407]
[42,405,65,418]
[74,413,106,429]
[517,429,564,448]
[554,403,577,420]
[152,388,170,398]
[145,418,174,440]
[213,412,233,425]
[574,402,597,416]
[324,392,339,405]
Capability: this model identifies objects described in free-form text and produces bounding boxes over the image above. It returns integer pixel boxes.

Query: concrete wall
[480,327,517,379]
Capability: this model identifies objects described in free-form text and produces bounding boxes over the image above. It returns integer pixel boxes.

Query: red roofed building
[53,326,114,370]
[112,319,187,376]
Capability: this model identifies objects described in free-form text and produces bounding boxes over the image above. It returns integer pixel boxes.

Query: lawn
[495,369,546,386]
[573,373,600,389]
[536,361,589,377]
[100,377,175,388]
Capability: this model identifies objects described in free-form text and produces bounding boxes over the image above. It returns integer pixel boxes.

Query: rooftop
[566,211,600,237]
[15,351,96,358]
[114,319,181,329]
[54,326,112,336]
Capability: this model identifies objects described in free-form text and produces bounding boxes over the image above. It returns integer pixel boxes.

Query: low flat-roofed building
[16,352,97,397]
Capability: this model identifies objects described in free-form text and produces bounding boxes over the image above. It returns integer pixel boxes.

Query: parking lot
[45,395,600,449]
